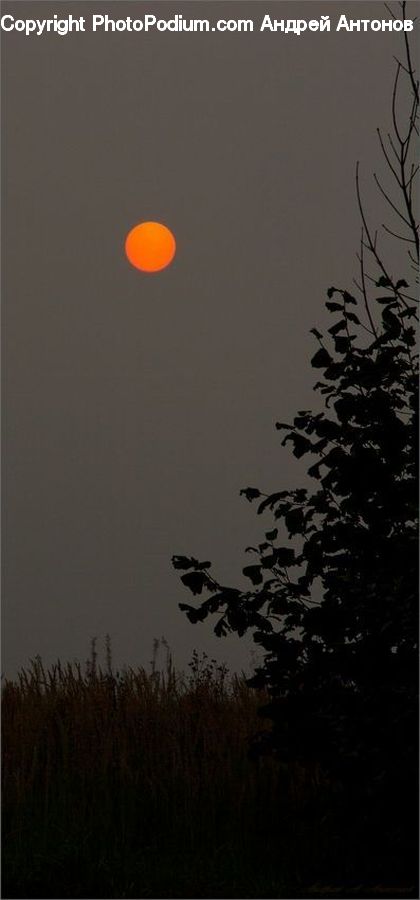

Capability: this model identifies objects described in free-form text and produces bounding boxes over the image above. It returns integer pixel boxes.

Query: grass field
[2,644,417,898]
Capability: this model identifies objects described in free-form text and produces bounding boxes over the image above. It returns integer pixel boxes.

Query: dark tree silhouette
[173,6,418,886]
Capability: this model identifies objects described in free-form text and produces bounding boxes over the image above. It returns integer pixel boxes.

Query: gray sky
[2,1,413,674]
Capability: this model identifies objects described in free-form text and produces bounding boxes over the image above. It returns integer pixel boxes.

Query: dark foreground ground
[2,658,418,899]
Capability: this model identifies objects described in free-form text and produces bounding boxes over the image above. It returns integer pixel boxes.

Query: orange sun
[125,221,176,273]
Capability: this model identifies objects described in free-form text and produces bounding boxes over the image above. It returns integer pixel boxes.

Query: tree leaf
[240,487,261,502]
[334,335,351,354]
[180,572,209,595]
[326,301,344,312]
[342,291,357,305]
[344,311,360,325]
[172,555,195,570]
[284,433,312,459]
[179,603,206,623]
[275,547,296,567]
[243,565,263,585]
[311,348,333,368]
[329,320,347,336]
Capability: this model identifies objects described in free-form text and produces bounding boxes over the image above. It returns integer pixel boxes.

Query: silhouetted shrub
[174,16,418,888]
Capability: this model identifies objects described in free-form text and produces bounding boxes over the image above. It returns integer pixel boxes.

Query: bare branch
[356,163,418,318]
[357,230,378,338]
[377,128,402,186]
[391,63,404,146]
[382,223,417,243]
[385,2,397,19]
[373,173,412,227]
[403,11,419,103]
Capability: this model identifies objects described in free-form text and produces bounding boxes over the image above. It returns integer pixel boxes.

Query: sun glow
[125,221,176,273]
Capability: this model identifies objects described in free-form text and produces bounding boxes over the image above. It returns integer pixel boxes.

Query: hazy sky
[2,1,413,674]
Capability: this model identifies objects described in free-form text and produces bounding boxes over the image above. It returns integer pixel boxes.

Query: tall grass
[2,646,301,898]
